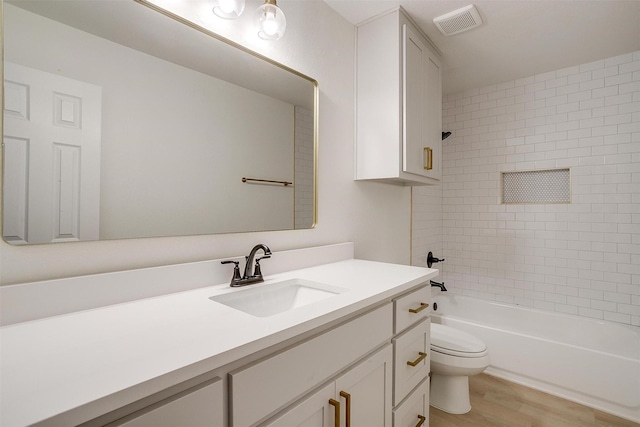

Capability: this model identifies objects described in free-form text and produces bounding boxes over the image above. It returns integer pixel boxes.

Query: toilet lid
[431,323,487,356]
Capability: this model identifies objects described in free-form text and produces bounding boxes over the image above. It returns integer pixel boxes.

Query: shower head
[442,131,452,140]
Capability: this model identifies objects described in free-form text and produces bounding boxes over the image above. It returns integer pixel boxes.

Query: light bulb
[254,0,286,40]
[213,0,245,19]
[262,12,278,36]
[218,0,235,13]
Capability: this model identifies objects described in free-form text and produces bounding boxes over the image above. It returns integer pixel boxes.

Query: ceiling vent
[433,4,483,36]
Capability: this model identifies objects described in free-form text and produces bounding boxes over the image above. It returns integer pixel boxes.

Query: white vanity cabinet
[264,345,393,427]
[355,8,442,185]
[245,285,431,427]
[1,251,440,427]
[230,304,393,427]
[230,285,431,427]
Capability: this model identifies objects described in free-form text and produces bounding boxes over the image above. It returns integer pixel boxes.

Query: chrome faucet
[221,244,272,287]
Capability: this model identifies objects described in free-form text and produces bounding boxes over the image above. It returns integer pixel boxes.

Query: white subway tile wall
[295,106,314,229]
[412,184,443,269]
[413,50,640,326]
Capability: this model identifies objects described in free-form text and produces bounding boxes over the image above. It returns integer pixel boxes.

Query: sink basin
[209,278,346,317]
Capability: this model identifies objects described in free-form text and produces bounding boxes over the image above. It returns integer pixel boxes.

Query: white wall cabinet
[355,8,442,185]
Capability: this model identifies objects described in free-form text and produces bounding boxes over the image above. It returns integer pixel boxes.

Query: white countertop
[0,259,437,426]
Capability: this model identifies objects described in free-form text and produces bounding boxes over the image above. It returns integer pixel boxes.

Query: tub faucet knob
[427,251,445,268]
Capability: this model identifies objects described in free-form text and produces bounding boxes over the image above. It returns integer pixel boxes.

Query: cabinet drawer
[394,286,430,334]
[393,377,429,427]
[230,303,393,427]
[393,318,430,406]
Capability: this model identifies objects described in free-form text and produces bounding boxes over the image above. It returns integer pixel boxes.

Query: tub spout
[431,280,447,292]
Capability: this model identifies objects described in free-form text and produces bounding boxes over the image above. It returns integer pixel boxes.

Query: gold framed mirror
[1,0,318,245]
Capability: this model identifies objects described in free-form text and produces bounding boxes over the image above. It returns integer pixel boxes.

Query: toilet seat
[431,323,488,358]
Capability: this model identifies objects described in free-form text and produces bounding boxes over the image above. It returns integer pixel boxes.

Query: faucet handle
[221,260,242,282]
[254,255,270,277]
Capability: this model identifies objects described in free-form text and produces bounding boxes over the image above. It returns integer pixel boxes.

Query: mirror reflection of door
[3,62,102,244]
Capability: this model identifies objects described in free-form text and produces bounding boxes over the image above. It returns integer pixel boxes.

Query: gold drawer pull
[407,352,427,367]
[424,147,433,170]
[416,415,426,427]
[329,398,340,427]
[409,302,429,314]
[340,391,351,427]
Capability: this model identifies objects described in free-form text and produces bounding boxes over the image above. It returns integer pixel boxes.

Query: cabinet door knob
[339,391,351,427]
[408,302,429,313]
[416,414,426,427]
[407,351,427,367]
[424,147,433,170]
[329,398,340,427]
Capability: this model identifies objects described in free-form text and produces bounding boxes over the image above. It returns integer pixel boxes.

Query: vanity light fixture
[212,0,245,19]
[254,0,286,40]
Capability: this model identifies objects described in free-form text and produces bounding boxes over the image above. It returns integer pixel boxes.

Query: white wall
[430,50,640,326]
[0,0,412,285]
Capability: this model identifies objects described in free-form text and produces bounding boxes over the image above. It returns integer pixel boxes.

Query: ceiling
[323,0,640,95]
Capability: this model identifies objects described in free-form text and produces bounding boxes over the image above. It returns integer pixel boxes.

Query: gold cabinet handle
[416,415,426,427]
[339,391,351,427]
[408,302,429,314]
[329,398,340,427]
[424,147,433,170]
[407,351,427,367]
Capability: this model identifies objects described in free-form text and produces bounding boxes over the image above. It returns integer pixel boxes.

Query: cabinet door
[106,378,223,427]
[423,46,442,181]
[262,383,335,427]
[335,345,393,427]
[402,25,442,180]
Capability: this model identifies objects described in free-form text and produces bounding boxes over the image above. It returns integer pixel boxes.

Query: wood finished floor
[430,374,640,427]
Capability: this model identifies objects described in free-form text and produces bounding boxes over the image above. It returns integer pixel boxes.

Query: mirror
[2,0,317,245]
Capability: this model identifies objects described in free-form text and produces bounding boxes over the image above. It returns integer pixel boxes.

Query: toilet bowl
[430,323,489,414]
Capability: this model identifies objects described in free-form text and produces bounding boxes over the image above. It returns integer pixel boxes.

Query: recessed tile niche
[502,168,571,204]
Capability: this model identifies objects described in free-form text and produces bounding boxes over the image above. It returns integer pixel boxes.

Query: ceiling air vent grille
[434,5,483,36]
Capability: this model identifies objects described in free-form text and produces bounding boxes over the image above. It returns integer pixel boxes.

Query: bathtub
[431,293,640,423]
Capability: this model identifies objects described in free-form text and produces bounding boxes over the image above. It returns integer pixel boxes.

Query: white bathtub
[431,293,640,423]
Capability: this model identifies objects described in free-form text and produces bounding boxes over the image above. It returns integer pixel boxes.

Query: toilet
[430,323,489,414]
